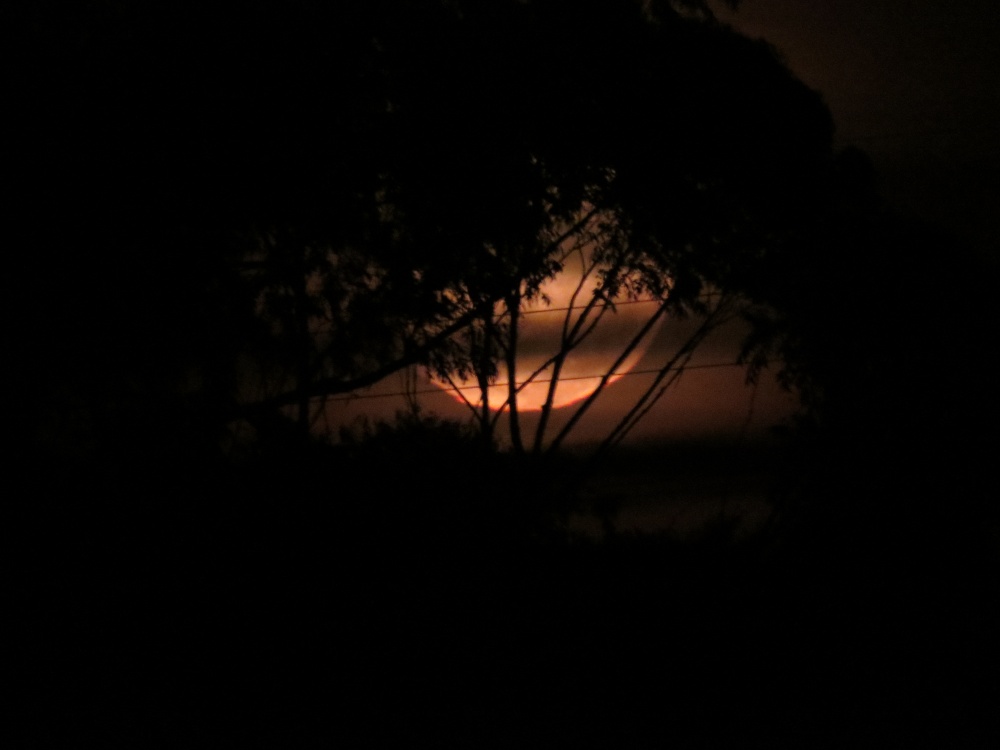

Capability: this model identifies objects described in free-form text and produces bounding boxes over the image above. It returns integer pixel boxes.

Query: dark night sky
[716,0,1000,260]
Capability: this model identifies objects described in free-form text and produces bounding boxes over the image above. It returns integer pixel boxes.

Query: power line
[516,291,725,315]
[305,360,772,404]
[518,297,664,315]
[300,293,722,334]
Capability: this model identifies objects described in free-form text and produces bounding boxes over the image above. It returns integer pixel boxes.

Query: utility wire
[296,293,724,334]
[304,360,777,404]
[517,297,665,315]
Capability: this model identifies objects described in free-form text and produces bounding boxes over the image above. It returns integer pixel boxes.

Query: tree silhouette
[359,0,838,456]
[10,0,846,460]
[12,6,1000,747]
[203,0,835,456]
[738,144,1000,527]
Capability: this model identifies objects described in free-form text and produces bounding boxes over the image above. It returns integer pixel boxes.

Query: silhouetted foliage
[737,144,1000,526]
[12,3,999,747]
[12,0,838,463]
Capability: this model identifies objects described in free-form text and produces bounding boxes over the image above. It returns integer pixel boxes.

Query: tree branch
[232,304,482,420]
[594,294,740,459]
[546,299,673,454]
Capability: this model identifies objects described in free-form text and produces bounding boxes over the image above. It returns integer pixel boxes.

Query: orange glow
[432,250,663,412]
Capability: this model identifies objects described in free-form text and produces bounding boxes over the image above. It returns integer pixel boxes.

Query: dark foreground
[12,440,999,749]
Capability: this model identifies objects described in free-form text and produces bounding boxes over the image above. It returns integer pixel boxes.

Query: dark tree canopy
[12,0,836,461]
